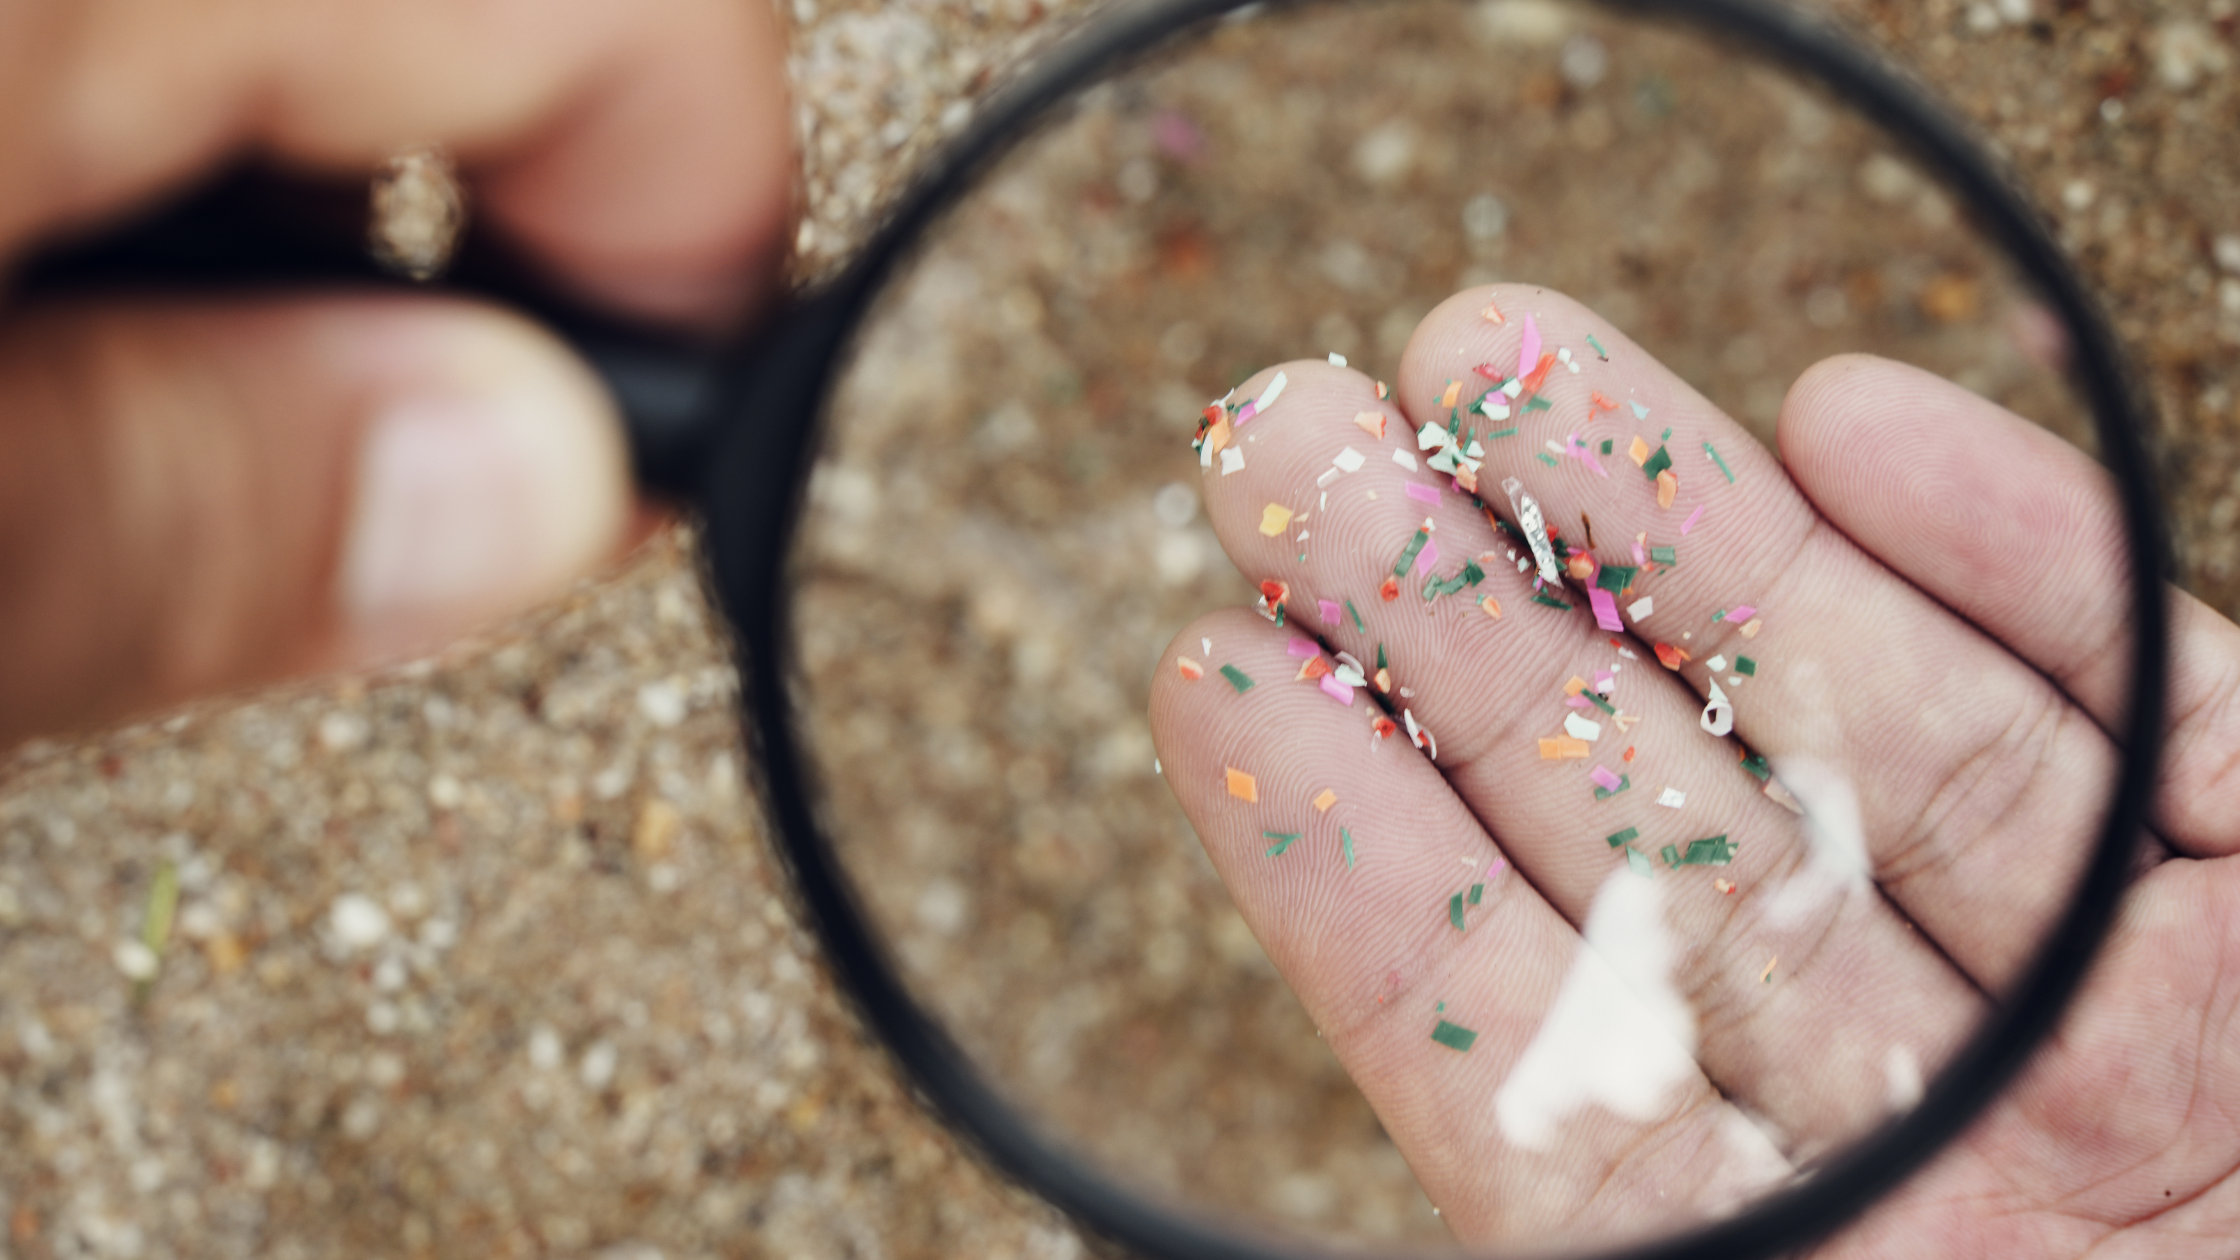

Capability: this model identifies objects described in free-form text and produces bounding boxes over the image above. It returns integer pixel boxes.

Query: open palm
[1148,285,2240,1256]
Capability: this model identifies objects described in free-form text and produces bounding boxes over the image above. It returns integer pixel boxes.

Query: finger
[0,294,630,746]
[1149,606,1794,1246]
[1396,286,2127,991]
[4,0,790,324]
[1189,361,1980,1164]
[1780,355,2240,858]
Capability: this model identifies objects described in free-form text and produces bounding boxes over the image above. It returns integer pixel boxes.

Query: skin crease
[2,0,2234,1251]
[1149,286,2240,1255]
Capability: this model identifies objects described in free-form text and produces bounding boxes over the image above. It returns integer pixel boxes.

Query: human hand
[0,0,792,747]
[1149,284,2240,1254]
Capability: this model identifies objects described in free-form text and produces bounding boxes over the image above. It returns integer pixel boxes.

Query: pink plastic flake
[1405,481,1441,506]
[1319,674,1355,705]
[1520,314,1542,379]
[1414,538,1441,576]
[1591,765,1624,792]
[1288,637,1319,658]
[1682,504,1705,534]
[1319,599,1342,624]
[1589,587,1624,633]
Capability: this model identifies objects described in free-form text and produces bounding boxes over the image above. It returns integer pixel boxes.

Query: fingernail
[339,327,626,655]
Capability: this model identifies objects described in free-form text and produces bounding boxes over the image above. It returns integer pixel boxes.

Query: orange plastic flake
[1589,391,1618,415]
[1629,435,1651,466]
[1740,618,1763,639]
[1715,878,1736,895]
[1520,351,1556,397]
[1623,745,1637,762]
[1354,410,1388,439]
[1454,464,1478,495]
[1482,301,1506,324]
[1225,768,1259,802]
[1376,380,1390,400]
[1313,788,1338,812]
[1296,656,1332,681]
[1260,579,1290,610]
[1177,656,1205,681]
[1205,415,1232,456]
[1563,676,1588,696]
[1566,554,1596,581]
[1259,503,1295,536]
[1537,736,1591,760]
[1373,667,1392,694]
[1379,576,1400,602]
[1479,595,1502,618]
[1653,642,1691,671]
[1371,716,1398,739]
[1439,380,1462,410]
[1656,469,1678,509]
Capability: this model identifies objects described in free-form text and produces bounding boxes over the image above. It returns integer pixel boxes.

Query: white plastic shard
[1700,679,1734,737]
[1501,477,1563,586]
[1563,712,1603,742]
[1327,352,1348,367]
[1628,595,1655,622]
[1392,448,1419,471]
[1333,446,1366,472]
[1418,421,1449,451]
[1256,370,1288,415]
[1220,447,1245,475]
[1657,787,1686,808]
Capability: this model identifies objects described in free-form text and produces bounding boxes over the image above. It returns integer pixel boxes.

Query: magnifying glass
[22,0,2167,1256]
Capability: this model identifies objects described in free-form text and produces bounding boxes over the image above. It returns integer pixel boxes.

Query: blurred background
[2,0,2237,1257]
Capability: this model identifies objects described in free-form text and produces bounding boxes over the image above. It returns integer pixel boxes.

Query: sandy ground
[3,0,2238,1257]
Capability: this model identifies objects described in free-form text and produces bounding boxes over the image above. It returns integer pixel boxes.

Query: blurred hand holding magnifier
[24,0,2181,1256]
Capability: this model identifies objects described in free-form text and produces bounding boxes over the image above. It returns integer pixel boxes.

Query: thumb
[0,294,632,745]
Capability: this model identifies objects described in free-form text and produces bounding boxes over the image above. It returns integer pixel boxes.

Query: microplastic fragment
[1319,674,1354,704]
[1314,788,1338,812]
[1374,666,1392,692]
[1333,446,1367,473]
[1714,878,1735,895]
[1650,546,1677,565]
[1700,680,1734,737]
[1761,957,1779,984]
[1535,452,1558,467]
[1740,618,1762,638]
[1226,768,1258,801]
[1431,1020,1478,1052]
[1377,380,1391,400]
[1629,436,1650,466]
[1736,656,1758,677]
[1661,427,1673,441]
[1660,843,1680,867]
[1259,504,1295,536]
[1740,753,1771,781]
[1626,847,1654,877]
[1256,371,1289,416]
[1371,716,1397,740]
[1392,448,1419,471]
[1705,442,1735,483]
[1538,736,1591,760]
[1519,314,1543,379]
[1486,426,1519,439]
[1707,655,1728,672]
[1479,595,1502,618]
[1220,665,1256,693]
[1590,765,1624,792]
[1588,587,1624,633]
[1531,591,1570,610]
[1597,564,1636,592]
[1674,835,1737,866]
[1376,643,1388,670]
[1317,466,1341,489]
[1354,412,1387,440]
[1654,642,1689,670]
[1563,712,1603,742]
[1656,469,1678,509]
[1379,576,1399,602]
[1220,447,1246,476]
[1319,599,1342,624]
[1656,787,1686,808]
[1728,604,1757,622]
[1606,826,1639,848]
[1329,352,1348,366]
[1642,445,1673,481]
[1264,831,1301,856]
[1628,596,1656,622]
[1449,893,1466,931]
[1440,380,1462,410]
[1630,400,1651,420]
[1346,599,1366,632]
[1177,656,1205,680]
[1469,882,1485,907]
[1586,333,1609,360]
[1342,827,1357,868]
[1414,538,1441,576]
[1558,347,1572,365]
[1682,505,1704,534]
[1394,528,1431,576]
[1405,481,1441,506]
[1593,775,1631,802]
[1501,477,1563,586]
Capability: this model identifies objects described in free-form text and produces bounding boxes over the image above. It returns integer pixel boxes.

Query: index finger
[5,0,790,324]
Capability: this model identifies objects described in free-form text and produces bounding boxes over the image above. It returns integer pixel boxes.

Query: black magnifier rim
[708,0,2169,1257]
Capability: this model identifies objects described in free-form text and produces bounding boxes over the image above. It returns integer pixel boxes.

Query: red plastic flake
[1371,716,1398,739]
[1654,642,1691,671]
[1260,579,1290,612]
[1379,576,1400,602]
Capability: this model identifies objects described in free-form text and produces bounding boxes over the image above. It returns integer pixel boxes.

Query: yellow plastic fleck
[1226,768,1259,802]
[1629,435,1650,466]
[1656,469,1678,509]
[1313,788,1338,812]
[1259,504,1295,536]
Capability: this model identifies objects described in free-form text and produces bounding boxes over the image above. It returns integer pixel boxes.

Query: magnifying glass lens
[786,0,2116,1252]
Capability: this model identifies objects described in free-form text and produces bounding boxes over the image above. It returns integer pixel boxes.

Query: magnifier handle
[8,165,727,501]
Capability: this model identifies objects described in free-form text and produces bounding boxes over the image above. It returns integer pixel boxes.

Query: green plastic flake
[1376,643,1387,671]
[1736,656,1757,676]
[1642,445,1673,480]
[1394,528,1431,577]
[1596,564,1637,593]
[1600,438,1614,456]
[1536,451,1559,468]
[1660,843,1682,867]
[1740,754,1771,782]
[1347,599,1366,633]
[1263,831,1302,857]
[1342,826,1357,869]
[1705,441,1736,483]
[1626,847,1654,877]
[1650,545,1677,565]
[1531,592,1571,610]
[1606,826,1640,849]
[1594,775,1632,802]
[1711,608,1726,622]
[1468,882,1485,906]
[1422,560,1486,601]
[1449,893,1467,931]
[1486,426,1519,439]
[1431,1019,1479,1052]
[1661,426,1673,441]
[1675,835,1737,866]
[1583,689,1615,715]
[1586,333,1608,359]
[1220,665,1255,693]
[1524,396,1553,413]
